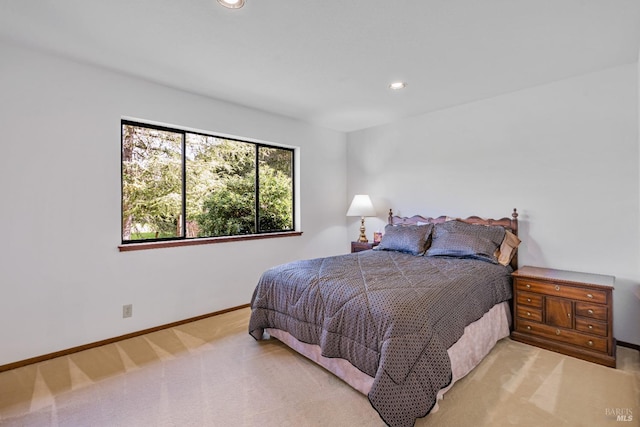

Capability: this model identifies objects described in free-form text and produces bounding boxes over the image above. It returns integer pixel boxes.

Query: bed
[249,209,520,427]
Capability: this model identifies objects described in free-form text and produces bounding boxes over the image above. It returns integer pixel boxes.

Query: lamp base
[357,217,368,242]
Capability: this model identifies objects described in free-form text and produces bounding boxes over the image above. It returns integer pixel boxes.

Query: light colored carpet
[1,307,638,426]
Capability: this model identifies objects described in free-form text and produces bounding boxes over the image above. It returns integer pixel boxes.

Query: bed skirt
[266,300,511,413]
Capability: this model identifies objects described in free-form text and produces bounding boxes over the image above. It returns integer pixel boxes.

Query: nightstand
[511,266,615,367]
[351,241,379,253]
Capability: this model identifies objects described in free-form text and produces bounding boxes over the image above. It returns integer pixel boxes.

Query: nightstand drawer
[575,317,608,337]
[517,319,608,353]
[516,291,543,308]
[516,305,542,322]
[515,279,607,304]
[351,242,378,253]
[575,302,607,320]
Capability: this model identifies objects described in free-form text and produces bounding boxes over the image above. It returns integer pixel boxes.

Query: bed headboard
[388,208,519,269]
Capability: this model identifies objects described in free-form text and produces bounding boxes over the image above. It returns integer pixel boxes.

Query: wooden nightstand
[351,241,379,253]
[511,266,615,367]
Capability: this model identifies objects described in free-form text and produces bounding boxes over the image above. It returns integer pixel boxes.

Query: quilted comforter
[249,249,512,427]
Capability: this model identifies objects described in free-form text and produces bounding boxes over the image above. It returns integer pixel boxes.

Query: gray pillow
[377,223,433,255]
[426,220,505,264]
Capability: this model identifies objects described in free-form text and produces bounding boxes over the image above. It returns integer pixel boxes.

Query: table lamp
[346,195,376,242]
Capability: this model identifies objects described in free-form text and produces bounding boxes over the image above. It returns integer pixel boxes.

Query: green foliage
[122,123,293,241]
[185,138,255,224]
[259,166,293,232]
[197,173,256,236]
[196,163,293,236]
[122,125,182,239]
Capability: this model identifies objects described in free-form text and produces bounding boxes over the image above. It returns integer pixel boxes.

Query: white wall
[0,41,348,366]
[348,64,640,346]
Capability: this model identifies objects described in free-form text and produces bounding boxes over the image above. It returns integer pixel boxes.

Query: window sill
[118,231,303,252]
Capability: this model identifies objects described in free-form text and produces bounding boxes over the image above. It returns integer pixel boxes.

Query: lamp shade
[346,195,376,217]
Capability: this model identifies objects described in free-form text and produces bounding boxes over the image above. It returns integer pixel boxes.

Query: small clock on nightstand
[351,241,379,253]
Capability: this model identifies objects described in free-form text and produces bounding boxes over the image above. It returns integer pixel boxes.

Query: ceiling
[1,1,639,132]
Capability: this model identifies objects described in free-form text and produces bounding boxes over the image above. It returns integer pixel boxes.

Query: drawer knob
[526,325,531,330]
[588,340,594,346]
[527,311,531,316]
[587,293,593,299]
[555,285,560,291]
[555,329,561,336]
[588,309,594,315]
[526,284,531,289]
[526,298,531,303]
[588,324,593,329]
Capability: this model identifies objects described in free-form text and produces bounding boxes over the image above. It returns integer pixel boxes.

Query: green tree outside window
[121,122,294,242]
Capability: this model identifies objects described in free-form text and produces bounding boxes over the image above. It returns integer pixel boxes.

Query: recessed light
[218,0,245,9]
[389,82,407,90]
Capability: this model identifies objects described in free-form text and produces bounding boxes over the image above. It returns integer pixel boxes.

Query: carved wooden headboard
[388,208,519,269]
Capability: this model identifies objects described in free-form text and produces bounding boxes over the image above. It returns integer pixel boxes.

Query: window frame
[119,119,299,251]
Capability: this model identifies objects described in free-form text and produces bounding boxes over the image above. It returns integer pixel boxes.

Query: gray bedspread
[249,250,512,427]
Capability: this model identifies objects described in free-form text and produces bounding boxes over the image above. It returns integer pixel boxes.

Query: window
[121,120,295,244]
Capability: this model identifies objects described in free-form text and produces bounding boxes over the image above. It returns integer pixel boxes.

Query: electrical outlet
[123,304,133,318]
